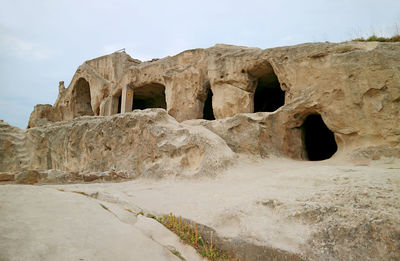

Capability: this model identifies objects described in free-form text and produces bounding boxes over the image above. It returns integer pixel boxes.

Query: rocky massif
[20,41,400,165]
[1,41,400,261]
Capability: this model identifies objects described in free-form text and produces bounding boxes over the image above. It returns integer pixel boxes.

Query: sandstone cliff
[3,110,235,176]
[1,42,400,261]
[25,42,400,165]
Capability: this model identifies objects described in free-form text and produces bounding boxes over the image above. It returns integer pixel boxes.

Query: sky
[0,0,399,128]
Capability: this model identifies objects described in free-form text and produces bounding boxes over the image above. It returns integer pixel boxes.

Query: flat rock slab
[0,185,184,261]
[1,158,399,261]
[47,158,400,261]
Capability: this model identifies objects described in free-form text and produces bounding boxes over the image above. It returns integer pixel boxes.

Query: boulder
[22,109,235,177]
[16,170,47,184]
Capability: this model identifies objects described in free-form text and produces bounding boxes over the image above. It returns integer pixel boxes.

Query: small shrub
[391,35,400,42]
[352,34,400,42]
[157,213,236,260]
[146,213,157,219]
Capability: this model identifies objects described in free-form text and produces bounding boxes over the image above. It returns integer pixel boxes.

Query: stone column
[121,86,133,113]
[211,83,253,118]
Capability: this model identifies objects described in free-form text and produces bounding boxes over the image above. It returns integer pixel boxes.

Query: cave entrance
[254,72,285,112]
[74,78,94,116]
[117,94,122,113]
[302,114,337,161]
[132,83,166,110]
[203,87,215,120]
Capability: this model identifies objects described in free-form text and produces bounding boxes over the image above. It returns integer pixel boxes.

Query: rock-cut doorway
[203,87,215,120]
[248,61,285,113]
[132,83,166,110]
[73,78,94,117]
[302,114,337,161]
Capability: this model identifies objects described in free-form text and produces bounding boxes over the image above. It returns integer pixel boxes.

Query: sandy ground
[1,156,400,260]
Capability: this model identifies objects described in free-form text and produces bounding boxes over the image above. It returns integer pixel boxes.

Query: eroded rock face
[0,120,29,171]
[25,42,400,163]
[1,42,400,261]
[2,42,400,174]
[10,110,235,177]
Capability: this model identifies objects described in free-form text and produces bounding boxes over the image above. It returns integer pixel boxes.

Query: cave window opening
[203,88,215,120]
[74,78,94,116]
[132,83,166,110]
[302,114,337,161]
[117,94,122,113]
[254,72,285,112]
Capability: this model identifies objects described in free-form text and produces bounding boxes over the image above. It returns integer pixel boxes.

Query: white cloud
[0,32,51,60]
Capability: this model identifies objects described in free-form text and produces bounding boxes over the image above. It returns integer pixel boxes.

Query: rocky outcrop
[27,52,140,127]
[27,104,60,128]
[1,42,400,261]
[25,42,400,163]
[0,120,29,171]
[4,110,235,177]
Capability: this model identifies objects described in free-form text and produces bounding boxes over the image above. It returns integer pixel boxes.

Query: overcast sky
[1,0,399,128]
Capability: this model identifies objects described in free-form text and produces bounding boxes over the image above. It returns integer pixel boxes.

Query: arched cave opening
[74,78,94,116]
[132,83,166,110]
[203,88,215,120]
[302,114,337,161]
[254,72,285,112]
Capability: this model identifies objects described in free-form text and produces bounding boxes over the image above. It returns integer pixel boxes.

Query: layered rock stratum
[1,42,400,261]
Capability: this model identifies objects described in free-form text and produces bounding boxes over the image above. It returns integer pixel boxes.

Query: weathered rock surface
[0,185,204,261]
[1,42,400,261]
[25,41,400,162]
[3,110,235,177]
[0,173,14,181]
[0,120,29,171]
[184,112,301,159]
[1,158,399,261]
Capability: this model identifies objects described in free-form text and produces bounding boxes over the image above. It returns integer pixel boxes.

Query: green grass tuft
[171,249,186,260]
[99,203,109,211]
[157,213,237,260]
[146,213,157,219]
